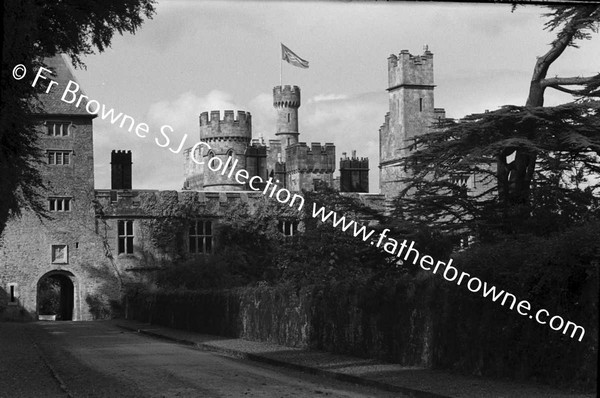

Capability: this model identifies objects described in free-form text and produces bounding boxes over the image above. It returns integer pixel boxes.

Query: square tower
[379,48,444,197]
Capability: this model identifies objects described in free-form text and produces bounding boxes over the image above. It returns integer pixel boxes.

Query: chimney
[111,150,132,189]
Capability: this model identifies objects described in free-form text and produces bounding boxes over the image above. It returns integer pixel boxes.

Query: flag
[281,44,309,69]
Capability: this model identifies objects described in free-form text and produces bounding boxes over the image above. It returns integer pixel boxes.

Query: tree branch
[542,74,600,87]
[527,6,599,106]
[542,74,600,97]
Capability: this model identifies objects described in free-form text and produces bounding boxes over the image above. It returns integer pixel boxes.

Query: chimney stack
[111,150,132,189]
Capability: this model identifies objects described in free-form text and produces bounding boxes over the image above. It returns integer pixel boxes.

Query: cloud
[300,91,387,192]
[308,93,349,103]
[94,90,245,190]
[147,90,241,133]
[248,92,274,138]
[94,88,389,193]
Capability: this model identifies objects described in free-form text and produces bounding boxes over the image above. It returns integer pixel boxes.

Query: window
[189,220,213,254]
[48,197,71,212]
[208,150,215,159]
[118,220,134,255]
[419,98,423,112]
[47,150,71,165]
[287,113,290,123]
[279,220,298,237]
[8,283,18,305]
[226,149,234,158]
[51,245,68,263]
[46,122,71,136]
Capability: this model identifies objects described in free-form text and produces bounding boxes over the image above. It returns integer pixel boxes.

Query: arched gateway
[37,271,76,321]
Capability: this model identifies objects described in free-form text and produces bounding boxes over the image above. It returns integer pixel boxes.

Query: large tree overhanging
[395,5,600,235]
[506,5,600,207]
[0,0,156,236]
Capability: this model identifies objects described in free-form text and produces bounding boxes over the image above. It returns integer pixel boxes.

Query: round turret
[198,110,251,191]
[273,86,301,160]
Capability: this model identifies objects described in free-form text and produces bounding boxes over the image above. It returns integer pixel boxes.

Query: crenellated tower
[379,47,445,197]
[284,142,335,191]
[111,150,132,190]
[185,110,252,191]
[340,150,369,193]
[273,85,300,161]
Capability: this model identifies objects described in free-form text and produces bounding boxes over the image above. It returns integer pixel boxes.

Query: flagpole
[280,51,283,87]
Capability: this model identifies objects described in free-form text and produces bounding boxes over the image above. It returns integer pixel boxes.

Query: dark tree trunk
[495,6,598,214]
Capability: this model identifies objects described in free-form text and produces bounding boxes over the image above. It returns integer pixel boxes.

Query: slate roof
[33,54,95,117]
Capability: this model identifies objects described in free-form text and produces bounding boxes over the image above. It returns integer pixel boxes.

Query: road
[0,322,404,398]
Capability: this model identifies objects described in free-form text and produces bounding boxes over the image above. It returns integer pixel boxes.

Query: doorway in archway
[37,271,74,320]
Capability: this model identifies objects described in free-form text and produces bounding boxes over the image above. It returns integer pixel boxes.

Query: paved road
[0,322,404,398]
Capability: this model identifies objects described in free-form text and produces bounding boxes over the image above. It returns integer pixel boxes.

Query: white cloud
[300,92,387,192]
[147,90,241,134]
[95,90,247,190]
[308,93,349,103]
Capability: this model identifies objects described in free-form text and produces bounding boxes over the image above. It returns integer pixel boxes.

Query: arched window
[226,149,234,158]
[208,150,215,159]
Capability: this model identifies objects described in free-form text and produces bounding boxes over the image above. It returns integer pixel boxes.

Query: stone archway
[37,271,75,321]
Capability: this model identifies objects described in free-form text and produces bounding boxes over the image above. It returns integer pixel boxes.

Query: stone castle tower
[340,150,369,193]
[0,55,118,321]
[200,110,252,191]
[274,85,300,160]
[183,85,337,193]
[111,150,132,190]
[379,48,445,197]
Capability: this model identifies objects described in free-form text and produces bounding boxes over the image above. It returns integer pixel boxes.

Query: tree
[395,5,600,236]
[0,0,156,235]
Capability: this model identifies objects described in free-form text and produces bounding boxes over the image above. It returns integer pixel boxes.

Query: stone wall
[126,270,597,391]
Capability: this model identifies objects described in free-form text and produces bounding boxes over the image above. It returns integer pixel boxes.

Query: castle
[0,47,440,321]
[379,48,446,197]
[182,85,366,193]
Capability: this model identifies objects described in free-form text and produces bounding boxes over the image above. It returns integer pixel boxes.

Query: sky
[71,0,600,193]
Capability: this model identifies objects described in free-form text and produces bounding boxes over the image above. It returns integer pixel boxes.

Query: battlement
[388,48,434,90]
[199,110,252,140]
[285,142,335,173]
[111,149,132,158]
[273,85,301,108]
[244,144,267,157]
[339,149,369,193]
[340,153,369,170]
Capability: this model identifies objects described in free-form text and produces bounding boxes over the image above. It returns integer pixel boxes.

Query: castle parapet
[388,48,434,90]
[285,142,336,173]
[199,110,252,140]
[273,85,301,108]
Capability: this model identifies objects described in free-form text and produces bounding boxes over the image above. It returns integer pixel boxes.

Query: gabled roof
[34,54,95,118]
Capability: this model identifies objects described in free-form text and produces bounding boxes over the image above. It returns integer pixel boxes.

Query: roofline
[30,113,97,120]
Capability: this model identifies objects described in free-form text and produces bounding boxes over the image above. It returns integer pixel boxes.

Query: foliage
[395,102,600,236]
[85,294,113,320]
[434,219,599,388]
[126,220,600,391]
[38,277,61,315]
[1,0,156,236]
[395,4,600,237]
[275,188,434,285]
